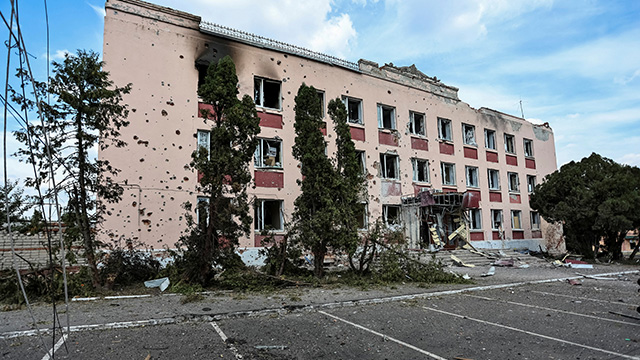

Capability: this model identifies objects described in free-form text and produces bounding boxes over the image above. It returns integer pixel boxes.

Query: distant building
[100,0,564,252]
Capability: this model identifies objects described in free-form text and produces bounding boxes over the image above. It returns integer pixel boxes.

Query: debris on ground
[144,277,170,292]
[481,266,496,277]
[255,345,288,350]
[567,279,582,286]
[451,255,475,267]
[493,259,514,267]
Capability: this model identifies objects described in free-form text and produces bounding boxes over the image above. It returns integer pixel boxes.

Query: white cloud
[88,3,106,18]
[51,49,69,61]
[619,153,640,167]
[152,0,357,59]
[615,69,640,85]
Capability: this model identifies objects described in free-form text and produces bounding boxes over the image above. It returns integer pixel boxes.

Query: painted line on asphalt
[41,333,68,360]
[319,310,447,360]
[528,290,640,307]
[466,294,640,326]
[211,322,242,359]
[5,270,638,339]
[421,306,640,360]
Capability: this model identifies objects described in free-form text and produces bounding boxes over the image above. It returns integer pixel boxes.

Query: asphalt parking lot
[2,268,639,359]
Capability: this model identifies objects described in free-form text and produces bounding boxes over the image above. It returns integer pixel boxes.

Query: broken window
[491,209,503,230]
[316,90,325,117]
[255,199,283,231]
[254,77,281,110]
[196,196,209,229]
[412,158,429,183]
[466,166,479,188]
[508,172,520,193]
[441,162,456,186]
[530,211,540,230]
[197,130,210,158]
[356,150,366,174]
[438,117,452,141]
[523,138,534,157]
[380,153,399,179]
[254,138,282,169]
[511,210,522,230]
[469,209,482,230]
[383,205,400,226]
[484,129,496,150]
[356,203,368,230]
[409,111,425,136]
[504,134,515,154]
[462,123,477,146]
[377,104,396,130]
[527,175,537,193]
[196,63,208,90]
[343,96,362,124]
[488,169,500,190]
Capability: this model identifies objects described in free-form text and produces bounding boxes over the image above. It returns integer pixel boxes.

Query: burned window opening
[380,153,399,179]
[255,199,283,231]
[462,123,476,146]
[409,111,425,136]
[491,209,503,230]
[196,63,209,90]
[412,158,429,183]
[343,96,362,124]
[377,104,396,130]
[466,166,479,188]
[504,134,515,154]
[255,138,282,168]
[488,169,500,190]
[524,138,534,157]
[254,77,281,110]
[508,172,520,193]
[383,205,401,226]
[438,117,452,141]
[441,162,456,186]
[485,129,496,150]
[316,90,325,117]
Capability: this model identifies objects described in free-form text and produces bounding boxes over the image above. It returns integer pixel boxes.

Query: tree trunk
[629,240,640,260]
[75,116,101,290]
[313,245,325,278]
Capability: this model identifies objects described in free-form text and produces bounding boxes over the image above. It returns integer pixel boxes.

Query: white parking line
[41,333,68,360]
[422,306,640,360]
[211,322,242,359]
[466,294,640,327]
[529,290,640,307]
[319,310,447,360]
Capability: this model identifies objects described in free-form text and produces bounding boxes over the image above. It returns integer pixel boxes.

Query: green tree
[179,55,260,284]
[530,153,640,260]
[0,180,31,232]
[292,85,365,277]
[13,50,131,288]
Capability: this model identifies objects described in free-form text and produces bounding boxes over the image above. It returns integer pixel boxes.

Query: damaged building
[100,0,564,253]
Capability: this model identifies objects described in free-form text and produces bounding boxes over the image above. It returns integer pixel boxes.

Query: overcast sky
[2,0,639,185]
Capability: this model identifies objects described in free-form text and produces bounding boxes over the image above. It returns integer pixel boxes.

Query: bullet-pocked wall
[101,0,562,252]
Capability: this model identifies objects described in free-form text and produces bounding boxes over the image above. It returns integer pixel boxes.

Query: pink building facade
[101,0,564,252]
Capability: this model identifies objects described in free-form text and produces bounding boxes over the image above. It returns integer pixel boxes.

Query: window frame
[254,199,284,231]
[356,150,366,174]
[383,204,401,226]
[377,103,396,130]
[462,123,477,146]
[197,130,210,159]
[527,175,537,193]
[484,129,496,150]
[254,76,282,110]
[466,166,479,188]
[438,117,452,141]
[491,209,503,230]
[343,96,363,125]
[508,172,520,193]
[409,111,426,136]
[504,133,516,154]
[511,210,523,230]
[469,209,482,230]
[316,90,325,118]
[254,138,283,169]
[380,153,400,180]
[488,169,500,190]
[441,162,456,186]
[357,202,368,230]
[412,158,430,183]
[523,138,534,158]
[530,211,540,230]
[196,196,209,228]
